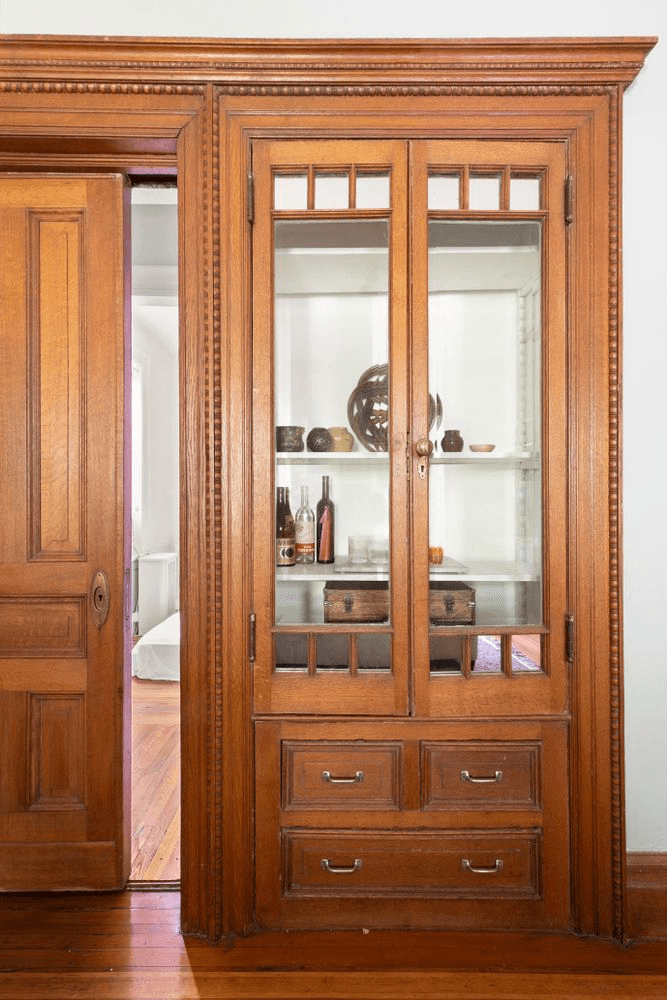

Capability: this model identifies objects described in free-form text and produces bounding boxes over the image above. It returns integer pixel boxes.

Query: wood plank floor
[1,891,667,998]
[131,678,180,882]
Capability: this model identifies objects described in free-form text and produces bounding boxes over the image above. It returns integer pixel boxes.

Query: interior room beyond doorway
[129,185,180,883]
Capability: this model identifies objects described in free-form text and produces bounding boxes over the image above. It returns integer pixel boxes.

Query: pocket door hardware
[90,570,110,628]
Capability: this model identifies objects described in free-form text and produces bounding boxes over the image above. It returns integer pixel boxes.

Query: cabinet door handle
[321,858,363,874]
[461,858,504,875]
[322,770,364,784]
[460,769,503,784]
[415,437,433,479]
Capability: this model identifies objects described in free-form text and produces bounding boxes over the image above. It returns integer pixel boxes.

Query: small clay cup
[306,427,333,452]
[328,426,354,452]
[276,425,305,452]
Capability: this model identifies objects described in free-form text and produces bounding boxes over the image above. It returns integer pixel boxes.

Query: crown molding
[0,35,658,88]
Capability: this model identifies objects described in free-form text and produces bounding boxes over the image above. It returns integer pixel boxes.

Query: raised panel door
[0,175,128,890]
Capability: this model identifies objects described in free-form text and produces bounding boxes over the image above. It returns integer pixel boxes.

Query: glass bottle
[295,485,315,564]
[276,486,296,566]
[316,475,335,564]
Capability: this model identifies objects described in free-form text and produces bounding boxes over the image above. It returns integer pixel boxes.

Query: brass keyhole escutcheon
[90,570,110,628]
[415,437,433,479]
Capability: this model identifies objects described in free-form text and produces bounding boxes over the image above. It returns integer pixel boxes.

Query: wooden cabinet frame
[0,35,656,942]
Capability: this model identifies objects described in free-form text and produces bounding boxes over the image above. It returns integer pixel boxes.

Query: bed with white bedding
[132,612,180,681]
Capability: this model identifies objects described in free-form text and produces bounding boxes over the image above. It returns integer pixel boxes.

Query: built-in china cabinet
[0,35,656,944]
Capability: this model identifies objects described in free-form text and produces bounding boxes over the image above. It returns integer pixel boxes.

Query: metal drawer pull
[460,769,503,784]
[461,858,504,874]
[322,770,365,784]
[321,858,363,874]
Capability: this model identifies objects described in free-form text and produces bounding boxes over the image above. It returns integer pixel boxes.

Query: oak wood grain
[1,891,667,997]
[130,678,180,882]
[0,175,128,892]
[0,35,657,944]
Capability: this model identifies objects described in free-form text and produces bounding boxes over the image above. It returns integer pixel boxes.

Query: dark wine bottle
[276,486,296,566]
[316,475,335,564]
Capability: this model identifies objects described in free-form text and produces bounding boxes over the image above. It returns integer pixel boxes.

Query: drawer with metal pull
[282,741,402,810]
[422,741,542,810]
[283,829,541,898]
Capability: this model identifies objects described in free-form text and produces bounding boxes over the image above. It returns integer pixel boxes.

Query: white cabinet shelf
[276,558,538,584]
[277,450,539,469]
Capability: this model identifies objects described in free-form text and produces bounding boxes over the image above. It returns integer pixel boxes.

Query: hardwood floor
[1,891,667,998]
[131,678,180,882]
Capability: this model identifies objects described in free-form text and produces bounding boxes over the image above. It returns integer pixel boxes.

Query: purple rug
[473,635,541,673]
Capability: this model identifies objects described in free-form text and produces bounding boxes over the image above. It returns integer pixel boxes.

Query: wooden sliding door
[0,175,129,890]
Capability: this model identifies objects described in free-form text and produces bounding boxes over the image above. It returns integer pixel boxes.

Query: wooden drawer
[323,580,475,624]
[282,741,402,809]
[422,741,541,810]
[283,829,541,898]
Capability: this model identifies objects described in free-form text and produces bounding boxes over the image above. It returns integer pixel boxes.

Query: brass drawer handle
[321,858,363,874]
[460,769,503,784]
[461,858,504,875]
[322,770,365,784]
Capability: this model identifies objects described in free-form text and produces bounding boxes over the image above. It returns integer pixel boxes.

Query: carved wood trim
[208,82,224,943]
[607,85,625,941]
[0,36,656,87]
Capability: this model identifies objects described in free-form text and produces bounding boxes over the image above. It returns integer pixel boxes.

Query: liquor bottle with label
[276,486,296,566]
[316,475,335,564]
[295,485,315,564]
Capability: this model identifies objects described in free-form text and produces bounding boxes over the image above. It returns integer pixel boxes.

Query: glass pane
[510,177,541,211]
[429,174,460,210]
[314,172,349,210]
[472,636,503,674]
[469,174,501,210]
[274,173,308,211]
[428,220,542,629]
[275,633,308,672]
[356,173,390,209]
[430,634,465,674]
[317,634,349,671]
[511,634,543,673]
[357,633,391,671]
[274,219,390,626]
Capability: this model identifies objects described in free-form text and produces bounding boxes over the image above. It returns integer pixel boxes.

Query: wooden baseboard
[627,852,667,939]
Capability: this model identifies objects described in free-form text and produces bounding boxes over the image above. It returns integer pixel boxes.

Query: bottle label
[295,522,315,554]
[276,539,296,565]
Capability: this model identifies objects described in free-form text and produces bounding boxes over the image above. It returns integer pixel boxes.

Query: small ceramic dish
[469,443,495,453]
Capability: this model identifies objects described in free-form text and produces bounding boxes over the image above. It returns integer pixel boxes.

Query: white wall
[2,0,665,851]
[131,317,179,557]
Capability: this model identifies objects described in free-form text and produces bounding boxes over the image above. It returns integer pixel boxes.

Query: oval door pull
[321,858,363,874]
[90,570,110,628]
[322,770,364,784]
[461,858,504,875]
[460,769,503,784]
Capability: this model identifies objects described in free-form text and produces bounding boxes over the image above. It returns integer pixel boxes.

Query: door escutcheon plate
[90,570,110,628]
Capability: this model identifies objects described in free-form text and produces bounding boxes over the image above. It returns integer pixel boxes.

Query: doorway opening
[129,184,180,884]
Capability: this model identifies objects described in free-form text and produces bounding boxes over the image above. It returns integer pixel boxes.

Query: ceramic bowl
[469,443,495,453]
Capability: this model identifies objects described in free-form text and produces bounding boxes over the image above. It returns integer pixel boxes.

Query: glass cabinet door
[251,137,569,720]
[410,140,569,718]
[251,140,410,716]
